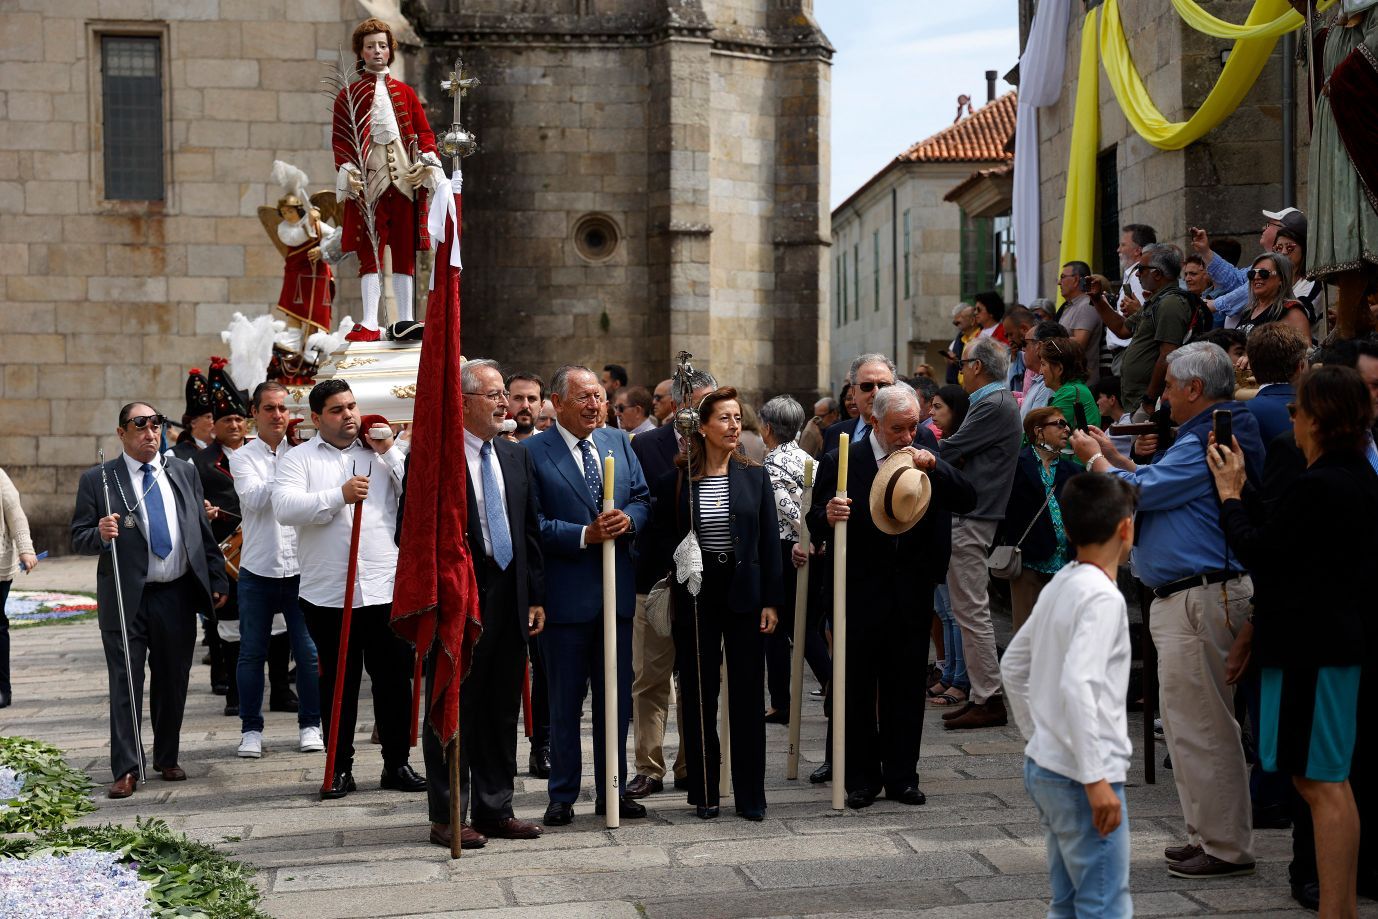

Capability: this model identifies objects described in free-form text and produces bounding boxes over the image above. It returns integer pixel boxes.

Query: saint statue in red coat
[332,18,444,342]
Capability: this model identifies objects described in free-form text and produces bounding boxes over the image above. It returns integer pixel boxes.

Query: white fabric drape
[1013,0,1072,303]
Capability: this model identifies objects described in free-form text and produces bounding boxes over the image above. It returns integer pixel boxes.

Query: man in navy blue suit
[1241,322,1306,446]
[822,353,896,455]
[526,365,652,825]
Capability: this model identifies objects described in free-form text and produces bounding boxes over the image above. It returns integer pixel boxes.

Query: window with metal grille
[102,36,164,201]
[872,230,880,311]
[902,209,911,299]
[959,210,994,300]
[852,243,859,320]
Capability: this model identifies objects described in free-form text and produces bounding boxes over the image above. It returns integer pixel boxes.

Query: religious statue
[329,17,444,342]
[258,161,340,340]
[1295,0,1378,337]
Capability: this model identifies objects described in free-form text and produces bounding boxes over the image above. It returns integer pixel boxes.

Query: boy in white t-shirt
[1001,473,1139,918]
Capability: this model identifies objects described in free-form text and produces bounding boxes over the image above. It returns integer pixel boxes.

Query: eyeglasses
[1246,268,1275,280]
[463,389,510,402]
[613,404,627,413]
[123,414,166,430]
[1041,419,1071,430]
[957,358,981,366]
[651,393,667,402]
[1130,264,1160,276]
[855,380,893,393]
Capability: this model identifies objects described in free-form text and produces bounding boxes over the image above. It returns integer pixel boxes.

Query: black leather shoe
[380,764,426,792]
[673,775,690,791]
[845,790,875,809]
[696,805,719,819]
[763,709,789,725]
[528,747,551,779]
[223,703,239,717]
[212,683,229,696]
[594,796,647,819]
[736,807,765,821]
[321,772,356,800]
[0,690,10,709]
[889,785,926,806]
[809,762,831,784]
[544,801,574,826]
[269,689,299,713]
[1290,880,1320,910]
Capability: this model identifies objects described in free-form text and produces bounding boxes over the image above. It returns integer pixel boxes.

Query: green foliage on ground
[0,817,271,919]
[0,735,96,832]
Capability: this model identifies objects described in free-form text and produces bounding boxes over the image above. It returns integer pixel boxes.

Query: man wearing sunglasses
[823,353,895,456]
[71,403,229,800]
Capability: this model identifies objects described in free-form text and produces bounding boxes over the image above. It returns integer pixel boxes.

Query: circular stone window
[573,213,620,262]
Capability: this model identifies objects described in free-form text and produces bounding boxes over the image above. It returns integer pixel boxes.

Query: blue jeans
[1023,758,1131,919]
[237,569,320,733]
[933,585,968,690]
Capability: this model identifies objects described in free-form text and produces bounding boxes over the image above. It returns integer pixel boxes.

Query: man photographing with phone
[1069,342,1266,880]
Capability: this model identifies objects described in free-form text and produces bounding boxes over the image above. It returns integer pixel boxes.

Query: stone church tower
[409,0,833,400]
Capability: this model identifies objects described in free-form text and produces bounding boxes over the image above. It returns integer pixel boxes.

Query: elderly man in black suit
[821,354,896,455]
[420,359,548,851]
[71,402,228,798]
[808,381,976,809]
[625,369,716,799]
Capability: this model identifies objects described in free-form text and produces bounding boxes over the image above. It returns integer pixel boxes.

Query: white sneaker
[237,731,263,758]
[299,725,324,753]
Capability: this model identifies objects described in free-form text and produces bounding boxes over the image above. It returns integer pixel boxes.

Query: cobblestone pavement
[3,560,1368,917]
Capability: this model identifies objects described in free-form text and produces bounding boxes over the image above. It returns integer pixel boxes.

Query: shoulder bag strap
[1014,475,1056,549]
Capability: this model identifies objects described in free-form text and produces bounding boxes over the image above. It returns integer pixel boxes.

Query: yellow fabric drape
[1101,0,1290,150]
[1168,0,1303,38]
[1058,7,1101,284]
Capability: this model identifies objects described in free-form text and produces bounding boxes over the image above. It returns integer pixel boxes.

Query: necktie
[857,422,871,442]
[578,439,602,507]
[480,442,513,570]
[141,463,172,559]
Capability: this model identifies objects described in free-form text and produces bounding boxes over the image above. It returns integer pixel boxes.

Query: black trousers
[102,574,199,780]
[0,579,10,696]
[301,600,414,775]
[843,588,933,796]
[764,541,832,712]
[529,632,550,752]
[672,553,767,811]
[423,562,525,825]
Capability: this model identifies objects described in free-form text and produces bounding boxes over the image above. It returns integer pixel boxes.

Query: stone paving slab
[3,561,1370,917]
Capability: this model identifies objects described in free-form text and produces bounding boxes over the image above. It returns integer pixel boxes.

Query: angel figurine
[259,160,343,338]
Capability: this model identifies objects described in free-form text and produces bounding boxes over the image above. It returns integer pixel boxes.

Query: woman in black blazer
[648,387,783,820]
[1209,366,1378,916]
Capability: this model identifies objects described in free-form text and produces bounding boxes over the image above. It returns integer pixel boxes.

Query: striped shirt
[694,475,733,552]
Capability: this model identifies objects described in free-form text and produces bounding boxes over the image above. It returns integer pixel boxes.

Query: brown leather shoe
[1167,852,1255,879]
[429,822,486,849]
[156,764,187,781]
[473,816,543,840]
[625,774,663,799]
[940,701,974,722]
[942,697,1008,731]
[1164,843,1203,864]
[108,772,137,799]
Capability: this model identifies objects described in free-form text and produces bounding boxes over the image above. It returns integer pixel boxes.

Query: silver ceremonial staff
[97,450,147,785]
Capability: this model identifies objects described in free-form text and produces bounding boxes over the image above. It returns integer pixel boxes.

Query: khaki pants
[1009,568,1052,635]
[946,517,1001,704]
[631,593,686,781]
[1151,575,1255,865]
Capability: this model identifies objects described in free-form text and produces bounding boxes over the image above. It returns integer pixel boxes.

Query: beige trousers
[1009,567,1053,635]
[1151,575,1255,865]
[631,593,686,781]
[946,517,1002,704]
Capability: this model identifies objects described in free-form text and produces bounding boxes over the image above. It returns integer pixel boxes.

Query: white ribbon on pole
[427,171,464,291]
[1013,0,1072,303]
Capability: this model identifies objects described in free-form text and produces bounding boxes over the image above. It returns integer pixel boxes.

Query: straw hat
[869,450,932,535]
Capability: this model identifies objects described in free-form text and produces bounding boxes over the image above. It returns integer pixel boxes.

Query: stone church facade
[0,0,830,553]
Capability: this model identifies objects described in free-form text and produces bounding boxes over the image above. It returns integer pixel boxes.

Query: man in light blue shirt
[1071,342,1264,879]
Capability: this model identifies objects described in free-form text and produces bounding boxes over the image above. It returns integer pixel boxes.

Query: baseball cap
[1261,206,1307,235]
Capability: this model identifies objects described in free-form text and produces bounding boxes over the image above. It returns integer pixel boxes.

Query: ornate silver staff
[97,450,147,786]
[671,351,711,812]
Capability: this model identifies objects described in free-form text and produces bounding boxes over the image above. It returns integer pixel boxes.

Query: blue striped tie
[480,441,513,569]
[141,463,172,559]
